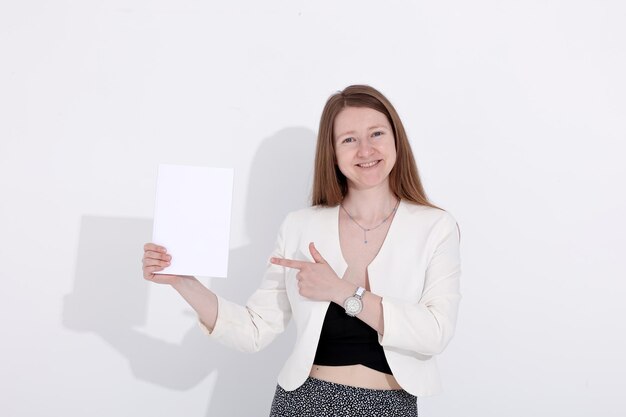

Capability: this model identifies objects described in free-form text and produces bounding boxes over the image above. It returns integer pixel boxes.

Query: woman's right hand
[142,243,217,330]
[142,243,183,286]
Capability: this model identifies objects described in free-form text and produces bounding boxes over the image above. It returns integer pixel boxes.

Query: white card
[152,164,234,278]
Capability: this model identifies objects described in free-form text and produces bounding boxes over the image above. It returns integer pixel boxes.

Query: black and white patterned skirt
[269,377,418,417]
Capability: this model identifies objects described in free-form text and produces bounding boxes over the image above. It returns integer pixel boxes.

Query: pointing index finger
[270,257,307,270]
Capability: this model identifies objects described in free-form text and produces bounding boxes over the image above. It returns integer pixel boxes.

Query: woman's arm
[377,213,462,356]
[143,213,293,352]
[271,243,387,333]
[142,243,219,331]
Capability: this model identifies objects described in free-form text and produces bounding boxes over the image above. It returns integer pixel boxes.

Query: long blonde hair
[311,85,440,210]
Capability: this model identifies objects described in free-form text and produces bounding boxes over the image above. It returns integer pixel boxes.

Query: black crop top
[313,302,393,375]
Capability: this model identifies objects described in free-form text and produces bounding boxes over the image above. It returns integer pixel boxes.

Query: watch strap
[354,286,366,299]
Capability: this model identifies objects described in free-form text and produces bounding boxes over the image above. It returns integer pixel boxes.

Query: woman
[142,85,461,416]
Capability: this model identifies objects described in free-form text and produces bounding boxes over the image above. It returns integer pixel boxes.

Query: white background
[1,1,625,416]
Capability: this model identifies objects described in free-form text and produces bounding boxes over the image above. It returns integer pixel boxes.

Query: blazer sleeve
[197,214,293,352]
[379,212,462,356]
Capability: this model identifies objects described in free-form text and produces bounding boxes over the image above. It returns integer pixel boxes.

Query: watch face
[344,296,363,316]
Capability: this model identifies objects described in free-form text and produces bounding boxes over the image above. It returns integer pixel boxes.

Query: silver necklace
[341,199,400,244]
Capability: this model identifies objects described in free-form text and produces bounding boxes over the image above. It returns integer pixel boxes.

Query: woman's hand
[270,242,353,303]
[142,243,185,286]
[143,243,218,331]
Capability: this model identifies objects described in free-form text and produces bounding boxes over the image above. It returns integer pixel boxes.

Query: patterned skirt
[269,377,418,417]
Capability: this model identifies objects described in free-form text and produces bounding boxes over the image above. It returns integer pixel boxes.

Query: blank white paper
[152,164,234,278]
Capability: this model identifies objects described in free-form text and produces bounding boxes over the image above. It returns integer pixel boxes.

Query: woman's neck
[341,188,399,226]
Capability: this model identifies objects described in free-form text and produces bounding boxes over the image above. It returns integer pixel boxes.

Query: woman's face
[333,106,397,193]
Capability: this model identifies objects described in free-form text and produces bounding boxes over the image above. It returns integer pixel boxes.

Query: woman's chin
[346,177,391,192]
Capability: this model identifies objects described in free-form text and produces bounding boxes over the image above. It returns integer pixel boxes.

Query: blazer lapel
[316,205,348,281]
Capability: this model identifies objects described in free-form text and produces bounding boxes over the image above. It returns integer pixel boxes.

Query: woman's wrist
[333,281,358,305]
[170,274,198,291]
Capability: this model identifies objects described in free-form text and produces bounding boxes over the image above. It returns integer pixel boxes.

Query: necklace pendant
[341,199,400,247]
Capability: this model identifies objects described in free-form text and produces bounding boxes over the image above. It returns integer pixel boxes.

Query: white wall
[2,1,625,416]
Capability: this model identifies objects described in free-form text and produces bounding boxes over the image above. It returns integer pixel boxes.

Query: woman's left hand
[270,242,349,302]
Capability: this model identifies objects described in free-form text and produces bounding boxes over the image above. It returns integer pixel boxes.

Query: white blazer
[200,200,461,397]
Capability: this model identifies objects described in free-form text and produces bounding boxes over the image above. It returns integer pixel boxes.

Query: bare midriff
[309,364,402,390]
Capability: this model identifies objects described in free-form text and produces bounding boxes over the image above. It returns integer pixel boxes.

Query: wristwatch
[343,286,365,317]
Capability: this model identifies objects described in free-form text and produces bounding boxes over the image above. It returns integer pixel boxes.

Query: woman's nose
[357,139,374,157]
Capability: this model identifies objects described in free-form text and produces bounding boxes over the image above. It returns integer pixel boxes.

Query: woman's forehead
[333,107,391,136]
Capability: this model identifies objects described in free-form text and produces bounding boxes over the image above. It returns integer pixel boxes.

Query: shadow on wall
[62,127,316,417]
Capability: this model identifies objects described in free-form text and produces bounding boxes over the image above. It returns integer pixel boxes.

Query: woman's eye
[372,131,383,137]
[342,137,356,143]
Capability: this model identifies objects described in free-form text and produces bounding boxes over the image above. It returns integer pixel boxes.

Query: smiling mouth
[356,160,382,168]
